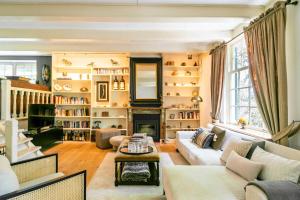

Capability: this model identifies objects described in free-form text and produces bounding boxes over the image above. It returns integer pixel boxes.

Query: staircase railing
[1,79,53,120]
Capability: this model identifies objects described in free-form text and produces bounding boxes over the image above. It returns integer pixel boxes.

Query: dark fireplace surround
[133,113,160,142]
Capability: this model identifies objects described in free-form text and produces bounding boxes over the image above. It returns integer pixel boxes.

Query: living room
[0,0,300,200]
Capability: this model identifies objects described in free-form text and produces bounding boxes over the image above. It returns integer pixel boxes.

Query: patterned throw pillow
[202,133,215,148]
[220,139,252,163]
[195,130,214,148]
[192,128,204,143]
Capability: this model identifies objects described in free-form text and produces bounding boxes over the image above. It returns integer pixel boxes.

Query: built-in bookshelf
[163,53,201,141]
[52,53,129,141]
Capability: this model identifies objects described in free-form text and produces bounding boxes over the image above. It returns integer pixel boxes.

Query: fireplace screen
[133,114,160,142]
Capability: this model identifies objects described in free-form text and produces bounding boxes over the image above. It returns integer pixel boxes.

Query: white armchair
[0,154,86,200]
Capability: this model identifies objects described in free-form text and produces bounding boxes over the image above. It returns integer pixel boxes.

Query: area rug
[87,152,174,200]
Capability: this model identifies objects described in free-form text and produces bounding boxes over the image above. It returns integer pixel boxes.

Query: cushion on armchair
[0,156,20,196]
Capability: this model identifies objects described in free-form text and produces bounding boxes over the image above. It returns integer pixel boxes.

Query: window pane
[230,90,237,106]
[15,62,37,82]
[250,88,256,107]
[239,69,250,88]
[238,107,249,123]
[230,72,238,89]
[230,106,238,123]
[0,63,13,77]
[238,88,250,106]
[250,108,263,128]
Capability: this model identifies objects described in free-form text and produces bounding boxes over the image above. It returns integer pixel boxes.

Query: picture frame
[96,81,109,102]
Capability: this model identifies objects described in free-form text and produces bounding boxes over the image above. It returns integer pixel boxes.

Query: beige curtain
[244,1,288,145]
[210,44,227,121]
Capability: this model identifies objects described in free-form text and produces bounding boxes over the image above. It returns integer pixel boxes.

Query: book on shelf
[94,68,128,75]
[54,95,89,105]
[58,121,90,128]
[56,108,90,117]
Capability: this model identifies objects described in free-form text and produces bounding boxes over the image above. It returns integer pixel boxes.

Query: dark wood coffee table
[114,137,160,186]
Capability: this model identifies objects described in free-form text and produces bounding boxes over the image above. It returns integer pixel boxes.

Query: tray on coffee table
[119,145,153,155]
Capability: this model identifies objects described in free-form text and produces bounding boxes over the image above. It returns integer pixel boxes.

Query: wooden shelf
[93,66,129,69]
[92,106,128,109]
[163,95,192,98]
[165,108,199,111]
[56,104,91,106]
[63,128,90,130]
[163,65,200,69]
[165,85,199,88]
[164,75,200,78]
[55,66,91,70]
[54,79,91,81]
[93,74,129,76]
[91,117,127,119]
[53,91,91,94]
[167,119,199,121]
[166,128,198,131]
[56,116,90,118]
[112,90,129,92]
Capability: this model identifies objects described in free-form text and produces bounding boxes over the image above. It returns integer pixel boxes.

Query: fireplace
[133,114,160,142]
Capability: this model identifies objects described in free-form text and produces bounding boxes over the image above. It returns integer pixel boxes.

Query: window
[227,38,264,129]
[0,60,37,83]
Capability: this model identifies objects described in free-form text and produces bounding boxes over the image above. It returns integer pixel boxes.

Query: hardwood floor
[44,141,176,184]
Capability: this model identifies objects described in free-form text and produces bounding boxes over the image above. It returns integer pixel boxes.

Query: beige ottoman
[109,135,130,150]
[95,128,121,149]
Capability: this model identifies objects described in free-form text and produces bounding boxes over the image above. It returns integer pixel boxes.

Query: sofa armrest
[245,185,268,200]
[176,131,196,140]
[11,154,58,184]
[0,170,86,200]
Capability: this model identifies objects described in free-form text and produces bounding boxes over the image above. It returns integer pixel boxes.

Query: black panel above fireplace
[133,114,160,142]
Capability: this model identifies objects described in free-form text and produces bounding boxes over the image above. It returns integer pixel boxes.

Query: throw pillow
[226,151,263,181]
[211,126,225,150]
[192,128,204,143]
[251,147,300,183]
[0,168,20,196]
[220,139,252,163]
[202,133,215,149]
[242,139,266,159]
[195,130,211,148]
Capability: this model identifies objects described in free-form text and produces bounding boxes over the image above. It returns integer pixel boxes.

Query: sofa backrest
[265,141,300,161]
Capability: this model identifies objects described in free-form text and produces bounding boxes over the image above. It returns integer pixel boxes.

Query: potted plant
[238,117,247,129]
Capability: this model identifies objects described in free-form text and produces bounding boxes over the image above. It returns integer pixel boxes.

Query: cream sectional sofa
[163,126,300,200]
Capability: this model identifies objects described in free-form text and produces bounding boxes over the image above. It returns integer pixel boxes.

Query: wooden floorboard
[44,141,176,184]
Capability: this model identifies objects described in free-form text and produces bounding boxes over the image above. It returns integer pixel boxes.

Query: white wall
[199,53,212,127]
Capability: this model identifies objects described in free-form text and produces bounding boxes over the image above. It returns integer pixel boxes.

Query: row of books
[54,95,89,105]
[55,108,90,117]
[174,111,200,120]
[57,121,90,128]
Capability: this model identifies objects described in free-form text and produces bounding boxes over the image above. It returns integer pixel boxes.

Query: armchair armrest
[245,185,268,200]
[0,170,86,200]
[11,154,58,184]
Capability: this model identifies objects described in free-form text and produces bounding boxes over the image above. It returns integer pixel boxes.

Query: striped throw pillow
[192,128,204,143]
[195,130,214,148]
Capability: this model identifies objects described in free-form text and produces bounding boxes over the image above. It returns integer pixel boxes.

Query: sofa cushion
[251,147,300,183]
[163,165,248,200]
[220,139,252,163]
[20,172,64,190]
[226,151,263,181]
[211,126,225,150]
[178,139,223,165]
[0,169,20,196]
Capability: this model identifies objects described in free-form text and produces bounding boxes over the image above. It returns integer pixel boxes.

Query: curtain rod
[212,0,298,50]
